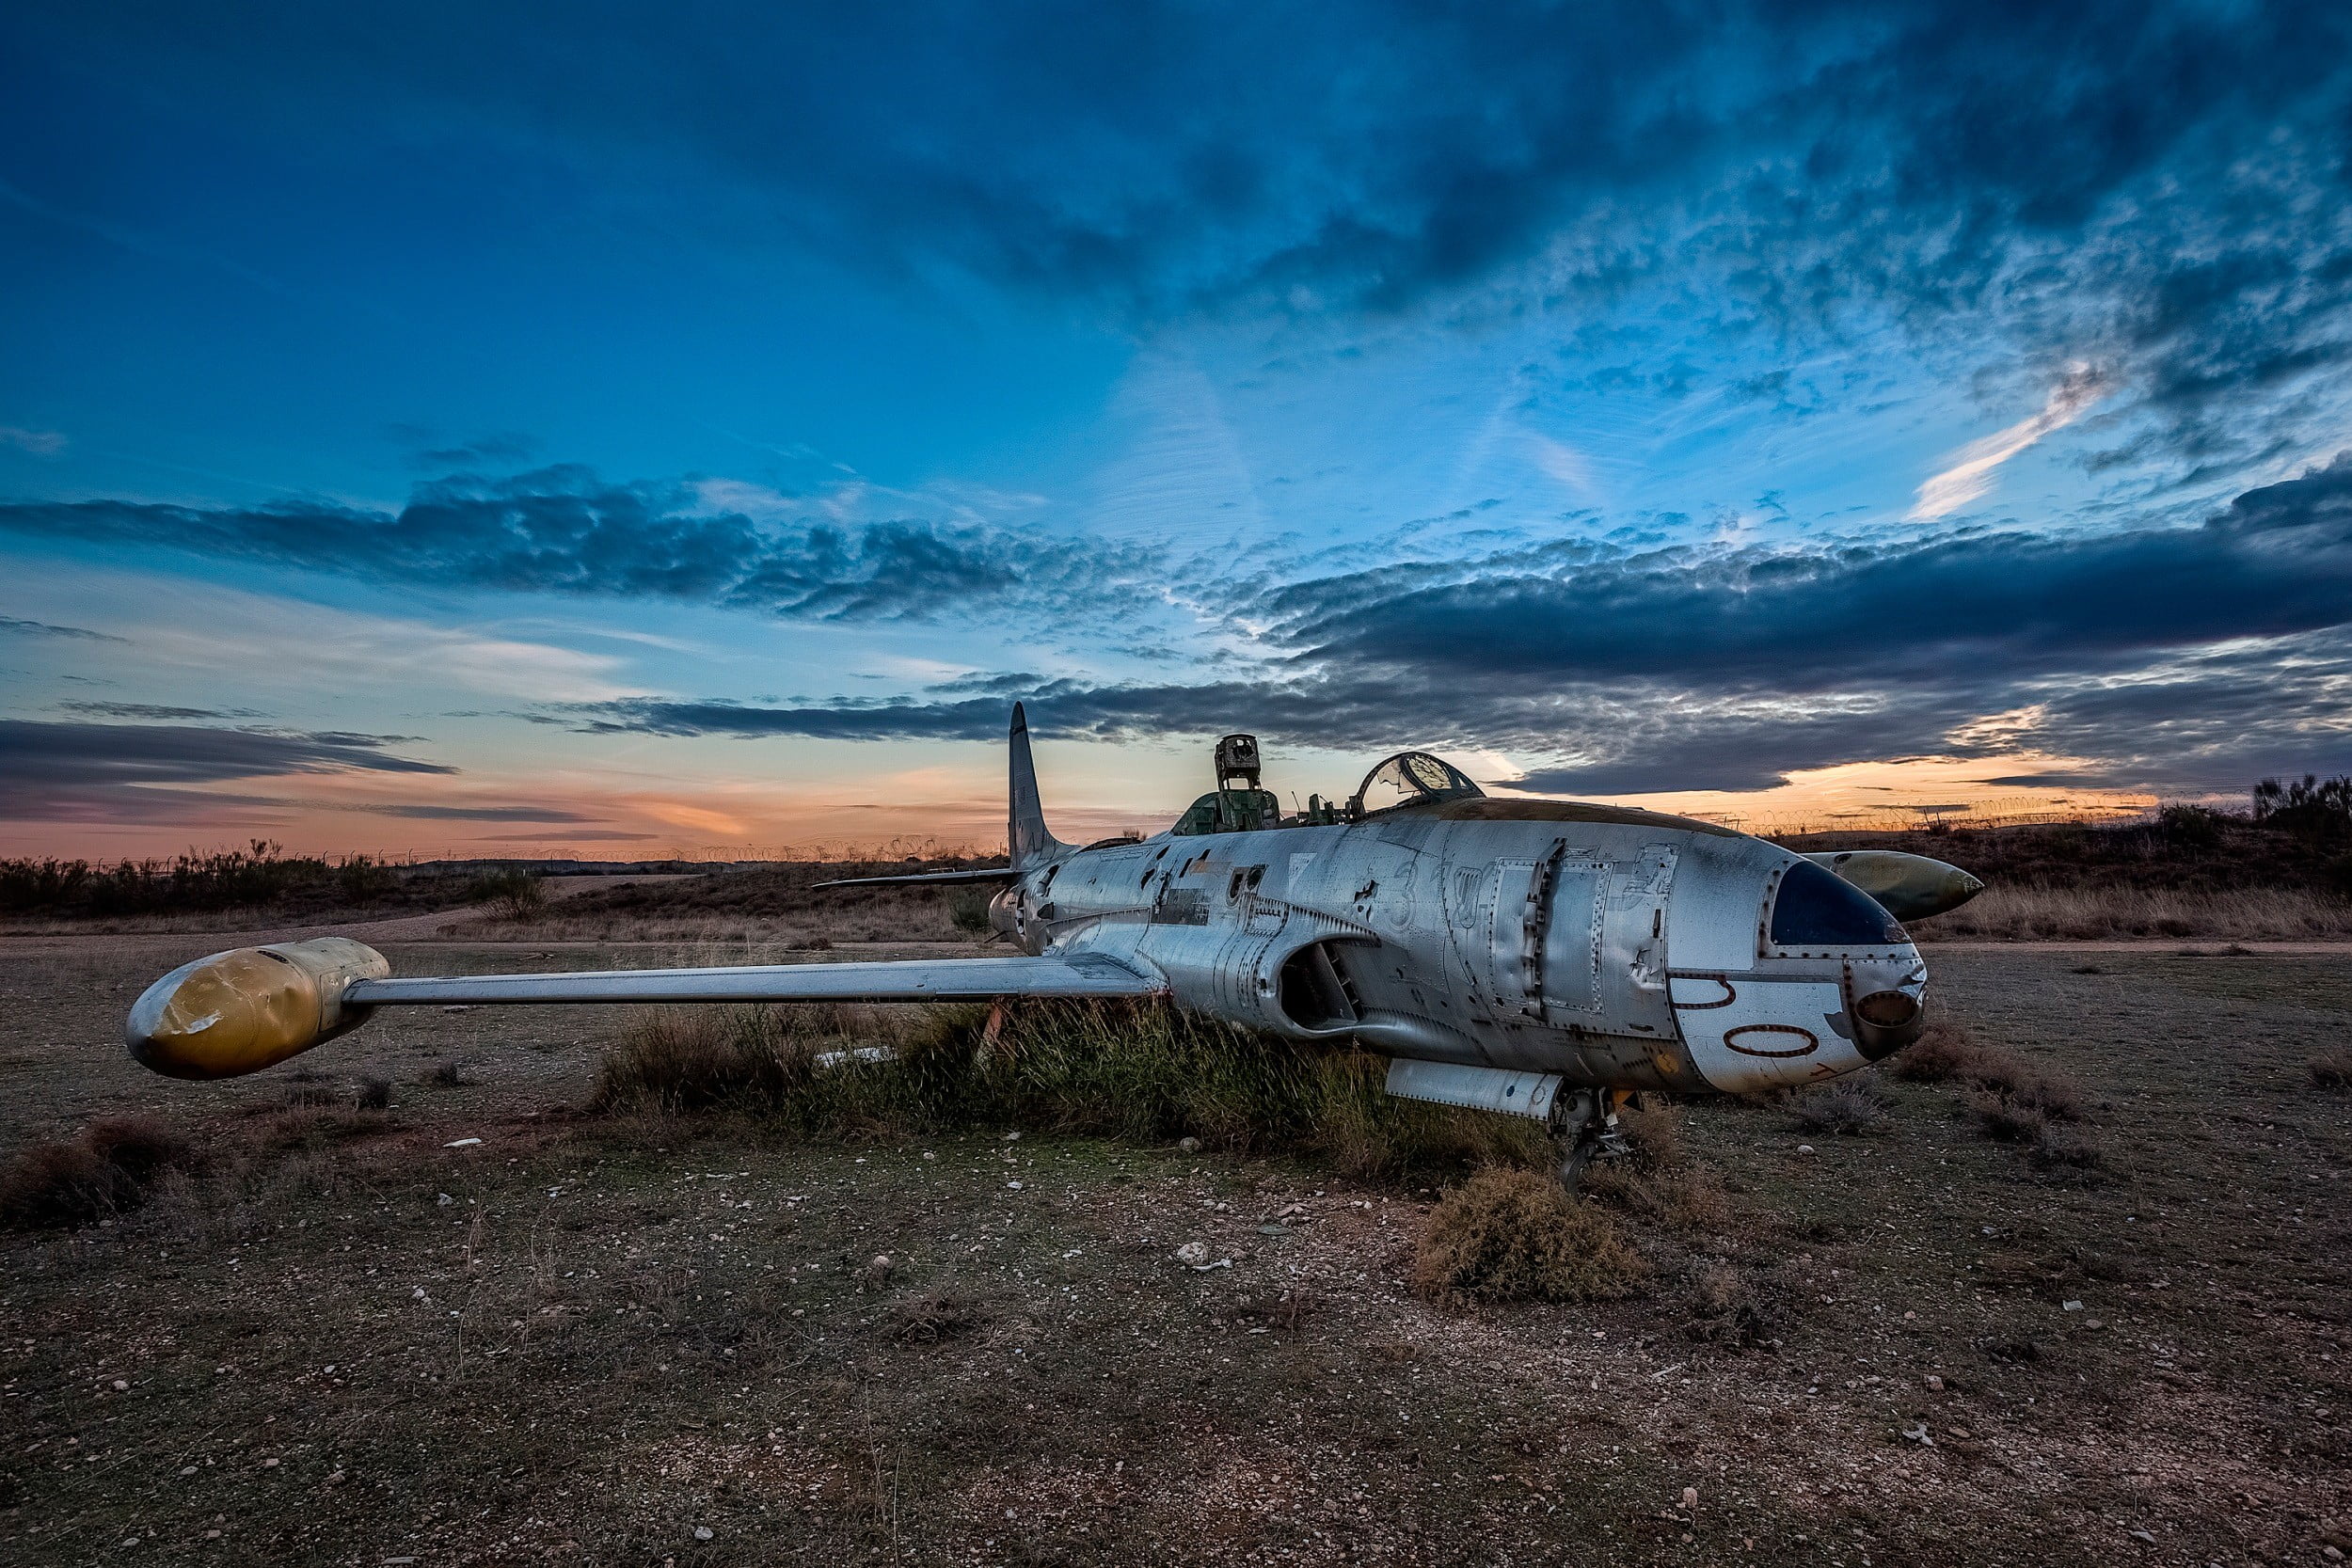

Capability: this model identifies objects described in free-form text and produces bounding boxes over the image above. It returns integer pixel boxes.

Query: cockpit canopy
[1349,751,1486,818]
[1168,742,1486,835]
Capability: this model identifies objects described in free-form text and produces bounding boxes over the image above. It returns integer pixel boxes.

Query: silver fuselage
[996,802,1927,1096]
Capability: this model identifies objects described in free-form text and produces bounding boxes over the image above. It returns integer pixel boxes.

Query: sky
[5,1,2352,860]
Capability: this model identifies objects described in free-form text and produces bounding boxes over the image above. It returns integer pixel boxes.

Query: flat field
[1,936,2346,1566]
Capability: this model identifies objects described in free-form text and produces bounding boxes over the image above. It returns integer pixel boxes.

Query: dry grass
[1931,881,2352,941]
[1892,1021,2104,1169]
[1411,1165,1649,1307]
[1788,1076,1893,1135]
[1681,1259,1796,1349]
[0,1114,200,1228]
[2312,1050,2352,1089]
[587,1000,1553,1184]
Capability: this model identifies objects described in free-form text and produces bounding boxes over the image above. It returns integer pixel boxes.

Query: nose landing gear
[1551,1087,1635,1190]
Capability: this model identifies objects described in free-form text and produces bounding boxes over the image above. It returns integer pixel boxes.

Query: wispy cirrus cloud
[1907,367,2113,519]
[0,425,66,457]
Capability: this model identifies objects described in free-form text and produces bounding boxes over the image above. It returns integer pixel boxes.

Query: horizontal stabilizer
[811,866,1019,890]
[343,953,1160,1006]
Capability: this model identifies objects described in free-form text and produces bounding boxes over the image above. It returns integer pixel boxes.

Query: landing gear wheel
[1549,1088,1632,1192]
[1556,1128,1601,1190]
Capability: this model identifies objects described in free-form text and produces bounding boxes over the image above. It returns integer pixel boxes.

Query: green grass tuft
[589,999,1549,1182]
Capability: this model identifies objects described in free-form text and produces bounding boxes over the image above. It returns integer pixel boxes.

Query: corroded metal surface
[123,707,1951,1104]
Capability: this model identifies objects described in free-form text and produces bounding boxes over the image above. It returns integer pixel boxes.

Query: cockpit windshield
[1349,751,1486,817]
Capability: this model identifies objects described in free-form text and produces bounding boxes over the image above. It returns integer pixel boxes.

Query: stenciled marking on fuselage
[1722,1023,1820,1058]
[1667,974,1738,1009]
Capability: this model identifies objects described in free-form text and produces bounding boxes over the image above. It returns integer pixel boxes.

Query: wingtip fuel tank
[1804,849,1984,922]
[126,937,389,1080]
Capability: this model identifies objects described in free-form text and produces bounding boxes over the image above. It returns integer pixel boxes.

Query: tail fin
[1009,703,1069,870]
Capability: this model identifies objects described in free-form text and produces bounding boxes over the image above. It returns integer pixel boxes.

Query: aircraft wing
[127,941,1163,1081]
[344,953,1156,1006]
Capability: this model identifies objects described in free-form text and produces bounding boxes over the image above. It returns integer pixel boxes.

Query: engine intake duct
[1276,940,1361,1032]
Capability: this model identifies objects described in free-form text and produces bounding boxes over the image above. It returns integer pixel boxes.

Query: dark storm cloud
[562,455,2352,794]
[0,467,1153,622]
[24,2,2352,460]
[1271,453,2352,692]
[0,719,455,822]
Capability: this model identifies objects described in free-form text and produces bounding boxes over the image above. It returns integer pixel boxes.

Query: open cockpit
[1168,734,1487,836]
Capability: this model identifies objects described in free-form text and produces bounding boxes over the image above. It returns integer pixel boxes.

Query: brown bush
[1683,1259,1793,1349]
[1613,1100,1687,1167]
[0,1114,200,1228]
[1789,1077,1892,1135]
[84,1115,195,1186]
[1412,1166,1649,1307]
[2027,1121,2105,1169]
[1894,1022,2087,1124]
[2311,1051,2352,1090]
[886,1285,993,1345]
[1890,1022,1984,1082]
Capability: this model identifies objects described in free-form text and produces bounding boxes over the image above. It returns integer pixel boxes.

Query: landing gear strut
[1550,1088,1633,1191]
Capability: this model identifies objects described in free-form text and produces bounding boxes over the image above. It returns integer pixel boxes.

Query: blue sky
[6,2,2351,856]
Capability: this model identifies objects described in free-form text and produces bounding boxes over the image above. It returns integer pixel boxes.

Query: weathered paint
[125,937,388,1080]
[122,709,1943,1111]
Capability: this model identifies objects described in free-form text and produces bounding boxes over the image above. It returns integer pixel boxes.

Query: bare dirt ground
[2,937,2347,1566]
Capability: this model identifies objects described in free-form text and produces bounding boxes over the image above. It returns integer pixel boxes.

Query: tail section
[1009,703,1070,870]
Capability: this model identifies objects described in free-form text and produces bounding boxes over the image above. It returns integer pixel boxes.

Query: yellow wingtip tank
[125,937,389,1080]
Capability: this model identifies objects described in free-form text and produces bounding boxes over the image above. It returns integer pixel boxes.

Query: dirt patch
[1,939,2347,1564]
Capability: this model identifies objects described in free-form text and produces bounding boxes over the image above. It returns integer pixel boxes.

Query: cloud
[0,426,66,457]
[396,429,541,470]
[0,719,455,824]
[60,700,264,720]
[556,452,2352,795]
[0,614,124,641]
[32,2,2351,474]
[1907,366,2112,519]
[343,801,593,821]
[0,466,1159,624]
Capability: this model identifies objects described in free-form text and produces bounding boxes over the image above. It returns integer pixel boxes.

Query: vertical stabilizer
[1009,703,1069,869]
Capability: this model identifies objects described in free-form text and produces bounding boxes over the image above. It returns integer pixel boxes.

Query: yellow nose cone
[126,938,389,1080]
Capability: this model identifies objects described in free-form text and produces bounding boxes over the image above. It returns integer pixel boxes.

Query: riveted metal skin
[122,706,1943,1101]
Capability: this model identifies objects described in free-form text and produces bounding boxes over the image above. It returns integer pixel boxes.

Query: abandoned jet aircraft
[124,705,1982,1177]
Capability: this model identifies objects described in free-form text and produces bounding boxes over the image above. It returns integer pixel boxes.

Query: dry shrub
[355,1076,393,1111]
[1789,1077,1892,1135]
[425,1059,474,1088]
[1584,1161,1732,1233]
[2311,1051,2352,1090]
[1614,1100,1686,1167]
[1683,1259,1794,1349]
[1890,1022,1983,1082]
[2027,1121,2105,1169]
[588,1011,805,1113]
[1895,1022,2087,1127]
[886,1284,992,1345]
[0,1114,200,1228]
[1412,1166,1649,1307]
